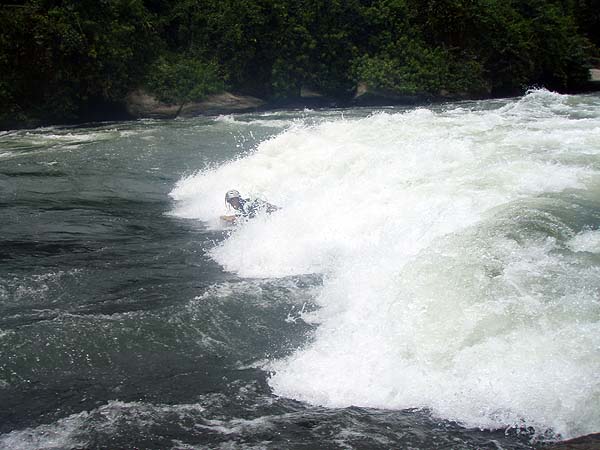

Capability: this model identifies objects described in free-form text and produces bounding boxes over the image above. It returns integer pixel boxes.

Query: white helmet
[225,190,241,202]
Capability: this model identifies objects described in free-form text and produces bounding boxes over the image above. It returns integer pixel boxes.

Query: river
[1,90,599,449]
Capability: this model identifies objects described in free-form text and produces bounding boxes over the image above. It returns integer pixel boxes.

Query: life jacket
[237,198,278,218]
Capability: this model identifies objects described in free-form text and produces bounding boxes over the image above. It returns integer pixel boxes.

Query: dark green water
[1,93,599,449]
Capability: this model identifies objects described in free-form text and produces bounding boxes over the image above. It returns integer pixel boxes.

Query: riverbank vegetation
[1,0,598,128]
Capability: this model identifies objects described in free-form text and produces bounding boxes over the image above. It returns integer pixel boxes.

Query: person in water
[221,189,278,223]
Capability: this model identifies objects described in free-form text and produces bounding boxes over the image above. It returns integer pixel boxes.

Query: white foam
[214,113,299,128]
[171,90,600,438]
[23,131,111,146]
[0,150,17,159]
[567,229,600,253]
[198,417,273,435]
[0,401,205,450]
[194,279,318,306]
[0,413,87,450]
[215,114,238,123]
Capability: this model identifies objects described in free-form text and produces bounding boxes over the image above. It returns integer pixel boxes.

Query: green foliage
[351,53,487,97]
[567,0,600,51]
[268,0,363,98]
[145,56,224,105]
[522,1,592,89]
[0,0,158,127]
[351,37,488,97]
[0,0,597,128]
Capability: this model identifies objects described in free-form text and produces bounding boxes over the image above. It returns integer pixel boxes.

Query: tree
[144,55,224,107]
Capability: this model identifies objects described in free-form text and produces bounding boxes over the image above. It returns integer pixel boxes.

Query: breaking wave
[170,90,600,438]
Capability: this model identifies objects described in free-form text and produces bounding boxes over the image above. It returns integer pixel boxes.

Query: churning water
[1,90,599,449]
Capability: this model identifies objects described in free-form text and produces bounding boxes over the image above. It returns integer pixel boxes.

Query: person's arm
[220,215,237,224]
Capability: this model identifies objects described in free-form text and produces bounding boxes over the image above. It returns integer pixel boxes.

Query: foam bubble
[171,90,600,438]
[0,401,206,450]
[0,412,87,450]
[567,229,600,253]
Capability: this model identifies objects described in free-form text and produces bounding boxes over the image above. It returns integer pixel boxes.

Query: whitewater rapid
[170,90,600,439]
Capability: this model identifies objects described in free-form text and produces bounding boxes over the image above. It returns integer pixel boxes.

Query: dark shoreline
[2,81,600,133]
